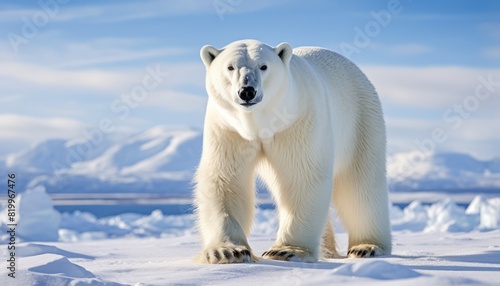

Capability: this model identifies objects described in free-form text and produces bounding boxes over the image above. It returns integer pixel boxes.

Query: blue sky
[1,0,499,159]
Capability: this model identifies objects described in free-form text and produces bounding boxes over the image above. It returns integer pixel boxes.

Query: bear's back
[292,47,365,83]
[291,46,377,104]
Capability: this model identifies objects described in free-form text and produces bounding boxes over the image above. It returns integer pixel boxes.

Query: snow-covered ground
[1,187,499,285]
[3,230,499,286]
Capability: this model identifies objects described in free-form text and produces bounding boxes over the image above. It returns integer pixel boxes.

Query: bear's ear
[200,45,221,68]
[275,42,293,65]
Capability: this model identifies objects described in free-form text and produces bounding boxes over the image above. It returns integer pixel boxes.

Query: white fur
[195,39,391,263]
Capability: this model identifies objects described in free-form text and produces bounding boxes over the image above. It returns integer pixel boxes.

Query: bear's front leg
[194,128,260,264]
[262,164,332,262]
[261,179,332,263]
[260,133,334,263]
[195,207,259,263]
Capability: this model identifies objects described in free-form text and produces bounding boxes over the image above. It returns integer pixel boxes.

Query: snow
[14,253,123,285]
[1,230,499,285]
[1,188,499,285]
[331,260,421,280]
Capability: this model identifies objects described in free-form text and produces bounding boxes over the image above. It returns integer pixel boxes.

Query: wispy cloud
[362,65,500,108]
[0,94,24,104]
[145,90,207,112]
[451,118,500,141]
[482,46,500,60]
[0,1,211,23]
[388,43,432,55]
[397,13,496,21]
[479,22,500,39]
[0,0,290,24]
[0,113,86,144]
[368,43,433,56]
[1,36,192,67]
[369,65,500,159]
[386,117,500,160]
[0,55,204,95]
[57,47,188,68]
[0,8,40,22]
[0,60,134,91]
[60,1,213,23]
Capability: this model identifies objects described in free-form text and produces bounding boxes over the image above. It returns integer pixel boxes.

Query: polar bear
[194,39,391,263]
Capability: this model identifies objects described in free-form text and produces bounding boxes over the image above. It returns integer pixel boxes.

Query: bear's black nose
[238,86,256,102]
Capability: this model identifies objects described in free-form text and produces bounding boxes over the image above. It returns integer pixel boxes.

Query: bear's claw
[262,250,296,260]
[262,245,316,262]
[347,244,382,258]
[199,243,257,264]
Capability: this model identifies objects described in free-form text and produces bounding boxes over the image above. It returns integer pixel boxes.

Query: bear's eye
[260,65,268,71]
[227,65,234,71]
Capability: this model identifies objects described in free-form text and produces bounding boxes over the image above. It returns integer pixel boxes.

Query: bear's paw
[262,245,316,262]
[347,244,383,258]
[198,243,257,264]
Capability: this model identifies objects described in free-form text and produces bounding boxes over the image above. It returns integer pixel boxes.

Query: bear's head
[200,40,293,113]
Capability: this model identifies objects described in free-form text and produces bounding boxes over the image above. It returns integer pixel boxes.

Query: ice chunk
[424,199,476,232]
[480,198,500,229]
[466,195,486,215]
[391,201,428,231]
[17,186,61,241]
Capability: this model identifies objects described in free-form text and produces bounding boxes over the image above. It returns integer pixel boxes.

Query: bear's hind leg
[322,218,342,258]
[333,152,392,258]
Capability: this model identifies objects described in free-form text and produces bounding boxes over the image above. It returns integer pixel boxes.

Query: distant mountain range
[2,125,499,195]
[1,126,201,196]
[388,151,500,191]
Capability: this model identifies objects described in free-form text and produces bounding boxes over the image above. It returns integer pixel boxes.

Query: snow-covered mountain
[68,126,201,179]
[2,125,500,194]
[388,151,500,191]
[3,126,202,195]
